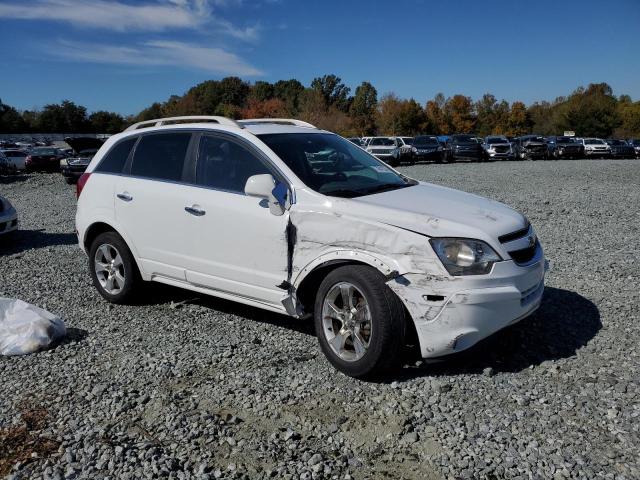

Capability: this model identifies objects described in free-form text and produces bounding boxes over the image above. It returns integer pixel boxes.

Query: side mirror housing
[244,174,288,216]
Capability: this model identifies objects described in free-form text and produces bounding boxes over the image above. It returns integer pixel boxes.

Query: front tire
[314,265,406,379]
[89,231,142,304]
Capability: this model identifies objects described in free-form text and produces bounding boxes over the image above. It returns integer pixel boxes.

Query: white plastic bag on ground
[0,298,66,355]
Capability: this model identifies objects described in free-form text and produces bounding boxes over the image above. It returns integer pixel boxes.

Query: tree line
[2,76,639,138]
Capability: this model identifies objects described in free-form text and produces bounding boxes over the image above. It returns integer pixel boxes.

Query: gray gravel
[1,159,639,480]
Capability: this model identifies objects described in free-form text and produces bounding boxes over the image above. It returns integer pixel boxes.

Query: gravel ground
[0,159,638,480]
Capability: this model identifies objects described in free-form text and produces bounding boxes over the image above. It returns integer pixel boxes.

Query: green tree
[474,93,498,137]
[0,99,27,133]
[273,79,304,114]
[311,74,351,112]
[349,81,377,135]
[37,100,89,132]
[89,111,125,133]
[249,81,274,102]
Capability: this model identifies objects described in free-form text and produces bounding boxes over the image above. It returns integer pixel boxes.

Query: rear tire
[89,231,142,304]
[314,265,406,379]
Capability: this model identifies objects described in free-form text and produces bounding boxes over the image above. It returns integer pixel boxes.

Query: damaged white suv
[76,116,546,378]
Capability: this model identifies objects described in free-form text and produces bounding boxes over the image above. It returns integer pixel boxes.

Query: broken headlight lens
[430,238,501,276]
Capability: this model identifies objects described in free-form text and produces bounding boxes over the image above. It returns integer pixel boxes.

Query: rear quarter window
[95,137,137,174]
[130,133,192,181]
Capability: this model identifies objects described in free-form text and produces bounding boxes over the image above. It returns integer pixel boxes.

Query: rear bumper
[0,208,18,235]
[388,245,546,358]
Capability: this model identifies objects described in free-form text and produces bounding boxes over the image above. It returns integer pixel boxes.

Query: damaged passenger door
[183,132,291,308]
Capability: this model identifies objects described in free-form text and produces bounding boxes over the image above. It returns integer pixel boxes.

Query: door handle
[117,192,133,202]
[184,205,206,216]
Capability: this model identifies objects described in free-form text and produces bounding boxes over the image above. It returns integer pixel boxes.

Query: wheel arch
[292,250,399,318]
[83,221,147,280]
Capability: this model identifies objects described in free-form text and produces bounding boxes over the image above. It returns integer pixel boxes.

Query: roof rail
[124,116,243,131]
[238,118,317,129]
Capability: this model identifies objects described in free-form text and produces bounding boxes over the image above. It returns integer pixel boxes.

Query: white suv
[76,116,546,378]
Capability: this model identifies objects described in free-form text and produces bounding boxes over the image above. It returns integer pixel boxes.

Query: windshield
[413,136,439,146]
[451,135,476,143]
[486,137,508,144]
[608,140,625,146]
[401,137,413,145]
[258,133,414,198]
[32,147,57,155]
[369,137,395,146]
[586,139,605,145]
[557,137,575,143]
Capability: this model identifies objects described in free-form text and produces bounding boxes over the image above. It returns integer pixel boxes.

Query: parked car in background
[347,137,364,147]
[1,149,28,171]
[0,195,18,236]
[444,134,484,162]
[605,139,635,159]
[76,115,546,379]
[388,137,414,166]
[366,137,399,162]
[0,152,17,175]
[628,139,640,158]
[483,136,514,161]
[60,137,105,184]
[25,147,64,172]
[409,135,444,163]
[512,135,548,160]
[577,138,611,158]
[546,136,584,159]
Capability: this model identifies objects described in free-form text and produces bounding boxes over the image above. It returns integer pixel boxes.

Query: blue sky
[0,0,638,116]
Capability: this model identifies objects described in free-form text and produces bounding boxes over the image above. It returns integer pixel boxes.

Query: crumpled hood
[338,183,527,245]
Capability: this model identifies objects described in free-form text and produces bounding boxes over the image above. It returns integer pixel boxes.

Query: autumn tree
[241,98,289,119]
[507,101,530,136]
[425,93,448,134]
[445,95,476,133]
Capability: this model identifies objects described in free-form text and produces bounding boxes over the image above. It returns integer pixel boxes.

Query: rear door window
[130,133,191,181]
[195,135,272,193]
[95,137,137,174]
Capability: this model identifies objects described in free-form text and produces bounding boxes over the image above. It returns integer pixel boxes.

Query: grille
[371,149,389,154]
[509,240,539,264]
[494,145,509,153]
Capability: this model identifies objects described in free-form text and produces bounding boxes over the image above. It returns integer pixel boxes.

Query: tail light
[76,172,91,199]
[25,155,32,164]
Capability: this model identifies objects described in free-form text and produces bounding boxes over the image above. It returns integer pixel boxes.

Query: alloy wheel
[321,282,372,362]
[94,243,126,295]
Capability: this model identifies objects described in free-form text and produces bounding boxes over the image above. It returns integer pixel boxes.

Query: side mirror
[244,174,288,216]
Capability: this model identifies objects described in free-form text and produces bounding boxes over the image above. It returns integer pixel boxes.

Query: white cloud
[48,39,263,76]
[0,0,259,40]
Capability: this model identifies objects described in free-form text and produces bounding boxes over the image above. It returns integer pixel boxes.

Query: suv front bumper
[388,245,546,358]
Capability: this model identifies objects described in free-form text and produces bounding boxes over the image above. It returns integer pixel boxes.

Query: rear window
[130,133,191,181]
[4,151,26,157]
[95,138,137,174]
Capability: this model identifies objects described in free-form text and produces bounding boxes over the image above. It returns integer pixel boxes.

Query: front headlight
[411,146,417,153]
[430,238,501,276]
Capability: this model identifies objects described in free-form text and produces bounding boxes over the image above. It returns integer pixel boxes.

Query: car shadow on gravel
[400,286,601,378]
[0,174,29,185]
[141,283,315,336]
[0,230,77,256]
